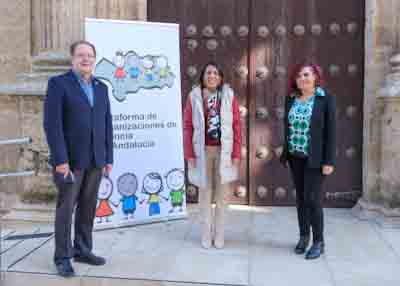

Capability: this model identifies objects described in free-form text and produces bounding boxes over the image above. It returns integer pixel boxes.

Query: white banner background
[85,18,186,230]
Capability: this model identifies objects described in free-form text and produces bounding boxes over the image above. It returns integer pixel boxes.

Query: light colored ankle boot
[201,220,212,249]
[214,237,224,249]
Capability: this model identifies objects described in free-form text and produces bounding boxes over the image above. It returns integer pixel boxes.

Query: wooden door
[148,0,365,207]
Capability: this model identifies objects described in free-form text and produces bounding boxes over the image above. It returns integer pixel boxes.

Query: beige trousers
[200,146,229,249]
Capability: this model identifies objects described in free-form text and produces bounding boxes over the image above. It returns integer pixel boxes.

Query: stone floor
[1,205,400,286]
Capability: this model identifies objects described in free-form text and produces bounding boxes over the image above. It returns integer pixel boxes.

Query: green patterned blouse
[288,87,325,156]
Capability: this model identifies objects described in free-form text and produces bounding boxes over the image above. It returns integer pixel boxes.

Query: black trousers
[288,156,325,243]
[53,163,102,263]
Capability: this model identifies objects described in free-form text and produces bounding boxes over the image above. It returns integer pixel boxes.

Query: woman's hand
[232,158,240,167]
[322,165,334,175]
[188,158,196,168]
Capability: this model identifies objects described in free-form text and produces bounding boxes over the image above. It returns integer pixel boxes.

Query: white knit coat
[187,84,239,188]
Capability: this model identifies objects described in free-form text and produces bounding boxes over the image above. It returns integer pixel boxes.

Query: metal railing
[0,137,35,178]
[0,137,34,277]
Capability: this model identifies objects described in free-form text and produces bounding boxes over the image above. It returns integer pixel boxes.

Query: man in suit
[43,40,113,277]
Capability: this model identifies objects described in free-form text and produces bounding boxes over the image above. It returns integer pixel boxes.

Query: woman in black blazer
[280,62,336,259]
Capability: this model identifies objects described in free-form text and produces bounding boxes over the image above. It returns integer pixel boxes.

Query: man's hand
[103,164,113,176]
[188,158,196,168]
[55,163,70,178]
[322,165,334,175]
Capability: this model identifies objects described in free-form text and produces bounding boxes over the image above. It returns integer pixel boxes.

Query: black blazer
[280,93,336,168]
[43,70,113,170]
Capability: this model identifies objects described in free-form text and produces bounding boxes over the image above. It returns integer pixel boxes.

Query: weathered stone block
[0,28,30,55]
[0,0,31,84]
[378,96,400,209]
[0,92,54,212]
[0,55,31,84]
[0,0,30,28]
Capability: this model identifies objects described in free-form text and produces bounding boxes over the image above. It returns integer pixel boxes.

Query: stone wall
[0,0,148,83]
[0,93,52,209]
[0,0,31,84]
[0,95,22,213]
[363,0,400,207]
[0,0,148,216]
[18,94,55,203]
[31,0,147,55]
[377,96,400,208]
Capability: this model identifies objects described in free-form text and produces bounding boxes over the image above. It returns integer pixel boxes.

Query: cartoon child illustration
[112,50,127,100]
[126,53,141,79]
[155,56,169,78]
[142,172,168,216]
[165,168,185,213]
[142,56,155,82]
[96,176,115,223]
[113,50,126,79]
[117,172,141,220]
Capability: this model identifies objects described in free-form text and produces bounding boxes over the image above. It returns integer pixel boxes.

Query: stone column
[377,54,400,209]
[355,0,400,225]
[355,53,400,226]
[0,1,31,84]
[31,0,147,55]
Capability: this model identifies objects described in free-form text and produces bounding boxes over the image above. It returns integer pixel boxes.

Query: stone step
[1,202,56,227]
[0,229,15,240]
[2,272,229,286]
[31,52,70,67]
[31,65,70,73]
[16,71,64,82]
[0,82,47,96]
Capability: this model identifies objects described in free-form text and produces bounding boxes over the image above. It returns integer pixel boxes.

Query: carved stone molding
[380,54,400,97]
[31,0,147,55]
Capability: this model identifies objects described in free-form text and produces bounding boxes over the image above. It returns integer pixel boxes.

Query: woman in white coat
[184,62,241,249]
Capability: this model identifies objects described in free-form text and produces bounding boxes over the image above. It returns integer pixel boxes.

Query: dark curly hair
[142,172,163,194]
[198,61,225,91]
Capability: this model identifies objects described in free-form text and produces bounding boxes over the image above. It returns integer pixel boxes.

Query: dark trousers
[288,156,325,243]
[53,164,102,263]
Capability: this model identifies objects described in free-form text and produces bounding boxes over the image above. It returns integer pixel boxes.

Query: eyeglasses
[74,53,96,59]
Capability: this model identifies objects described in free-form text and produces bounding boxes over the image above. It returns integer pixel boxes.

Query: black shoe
[294,236,310,254]
[305,241,325,260]
[55,259,75,278]
[74,253,106,265]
